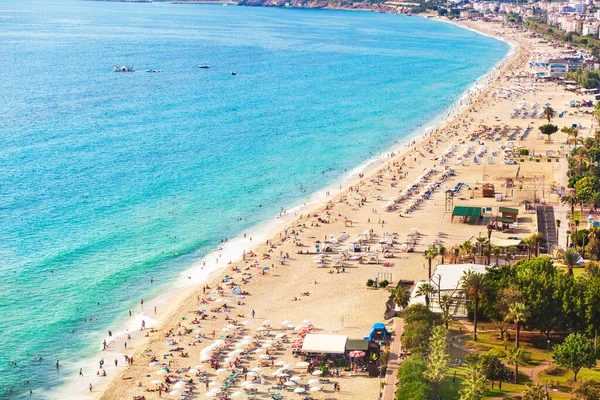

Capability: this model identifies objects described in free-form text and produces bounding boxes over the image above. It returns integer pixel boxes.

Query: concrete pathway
[382,319,404,400]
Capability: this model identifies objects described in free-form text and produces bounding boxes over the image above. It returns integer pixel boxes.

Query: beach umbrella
[243,335,252,339]
[256,327,266,332]
[283,363,294,371]
[204,391,217,398]
[221,327,230,332]
[275,372,289,377]
[173,382,185,389]
[275,333,286,339]
[294,387,306,393]
[247,371,259,377]
[312,370,323,376]
[244,383,256,390]
[262,320,271,326]
[290,376,302,381]
[231,392,244,398]
[156,369,167,376]
[208,381,218,387]
[281,320,291,326]
[194,364,206,370]
[214,339,225,346]
[226,324,237,329]
[216,368,228,374]
[283,381,296,386]
[348,350,366,358]
[200,354,211,362]
[241,320,251,326]
[302,320,311,324]
[308,379,320,385]
[251,367,262,372]
[188,368,199,374]
[275,361,286,366]
[149,361,160,367]
[169,390,181,396]
[254,348,265,354]
[295,361,309,368]
[233,342,244,348]
[151,379,163,385]
[286,324,295,329]
[259,354,270,359]
[224,357,233,362]
[310,386,322,392]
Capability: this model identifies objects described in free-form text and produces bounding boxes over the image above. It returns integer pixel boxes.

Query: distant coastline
[84,0,408,14]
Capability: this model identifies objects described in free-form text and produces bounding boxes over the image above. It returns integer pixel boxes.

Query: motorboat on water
[231,71,237,75]
[114,65,135,72]
[146,69,163,73]
[199,64,210,69]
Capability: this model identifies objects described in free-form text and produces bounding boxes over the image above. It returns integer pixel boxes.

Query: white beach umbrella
[259,354,270,359]
[243,335,252,340]
[216,368,228,374]
[262,320,271,326]
[286,324,295,329]
[169,390,181,396]
[172,382,185,389]
[247,371,259,377]
[244,383,256,390]
[307,379,320,385]
[241,320,251,326]
[200,354,211,362]
[275,333,286,339]
[149,361,160,367]
[194,364,206,370]
[281,320,291,326]
[294,387,306,393]
[251,367,262,372]
[151,379,163,385]
[214,339,225,346]
[275,372,289,377]
[254,348,265,354]
[208,381,219,387]
[256,327,266,332]
[283,381,296,386]
[204,391,217,398]
[311,370,323,376]
[283,364,294,371]
[234,343,244,348]
[226,324,237,329]
[188,368,199,374]
[231,392,244,398]
[295,362,309,368]
[156,369,167,376]
[275,361,286,366]
[310,386,322,392]
[290,376,302,381]
[224,357,233,363]
[302,319,311,324]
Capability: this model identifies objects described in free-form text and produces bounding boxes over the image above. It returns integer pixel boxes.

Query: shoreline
[53,15,518,400]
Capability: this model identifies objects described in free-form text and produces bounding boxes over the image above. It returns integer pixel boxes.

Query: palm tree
[439,246,447,265]
[440,294,454,329]
[461,241,474,261]
[556,219,561,245]
[461,270,488,342]
[561,248,580,277]
[506,302,528,349]
[560,195,576,216]
[415,283,436,309]
[543,106,554,123]
[529,232,545,257]
[492,247,501,265]
[522,383,550,400]
[392,286,411,309]
[505,246,516,266]
[453,247,461,263]
[523,238,534,259]
[424,246,438,279]
[476,237,487,256]
[506,346,526,384]
[562,126,582,146]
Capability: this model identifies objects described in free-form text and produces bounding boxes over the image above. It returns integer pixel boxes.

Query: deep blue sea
[0,1,508,397]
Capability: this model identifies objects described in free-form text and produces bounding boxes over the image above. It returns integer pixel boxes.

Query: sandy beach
[55,16,592,400]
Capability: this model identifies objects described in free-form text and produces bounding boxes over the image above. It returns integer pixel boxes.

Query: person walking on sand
[79,368,83,377]
[88,383,92,392]
[251,310,255,318]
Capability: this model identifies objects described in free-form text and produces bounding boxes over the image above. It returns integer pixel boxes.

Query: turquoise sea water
[0,1,508,397]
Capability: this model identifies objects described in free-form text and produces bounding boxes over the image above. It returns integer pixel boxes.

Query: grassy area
[438,347,533,400]
[459,331,553,367]
[556,265,586,277]
[538,360,600,392]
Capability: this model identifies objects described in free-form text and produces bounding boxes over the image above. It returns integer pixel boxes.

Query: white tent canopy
[430,264,487,290]
[301,334,348,354]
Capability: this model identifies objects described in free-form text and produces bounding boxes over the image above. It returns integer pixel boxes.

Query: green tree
[461,270,488,341]
[460,356,487,400]
[425,326,448,399]
[522,383,550,400]
[575,176,600,203]
[572,378,600,400]
[415,283,436,309]
[506,346,527,384]
[553,333,597,382]
[424,246,438,279]
[539,123,558,142]
[506,302,528,349]
[561,248,581,277]
[493,285,523,340]
[440,294,454,330]
[395,355,431,400]
[439,245,446,264]
[563,126,582,145]
[401,303,438,325]
[543,106,555,123]
[481,354,505,383]
[392,286,411,309]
